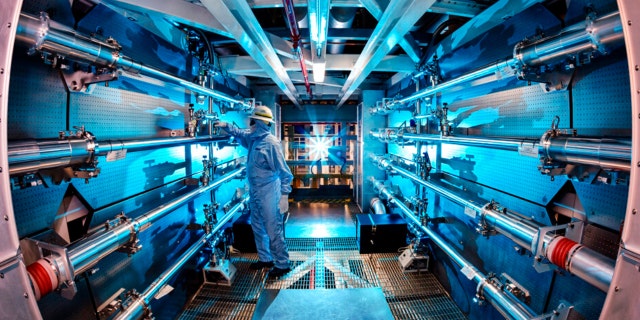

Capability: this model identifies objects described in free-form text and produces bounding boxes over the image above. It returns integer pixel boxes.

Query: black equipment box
[356,214,407,253]
[232,214,256,253]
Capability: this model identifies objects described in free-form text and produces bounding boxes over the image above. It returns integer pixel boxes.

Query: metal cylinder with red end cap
[26,259,59,300]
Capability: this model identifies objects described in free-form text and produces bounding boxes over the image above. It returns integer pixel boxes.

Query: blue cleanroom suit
[225,121,293,269]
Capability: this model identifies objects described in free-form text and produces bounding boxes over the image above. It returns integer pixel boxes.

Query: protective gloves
[279,195,289,213]
[214,121,228,128]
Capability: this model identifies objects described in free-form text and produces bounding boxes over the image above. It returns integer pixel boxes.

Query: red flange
[27,259,58,300]
[548,237,579,269]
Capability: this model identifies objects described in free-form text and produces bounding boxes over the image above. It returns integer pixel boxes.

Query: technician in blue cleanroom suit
[215,106,293,277]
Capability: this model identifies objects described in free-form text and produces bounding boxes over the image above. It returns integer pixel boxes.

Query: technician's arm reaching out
[215,121,250,148]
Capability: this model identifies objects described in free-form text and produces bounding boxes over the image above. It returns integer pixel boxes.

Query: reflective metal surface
[370,177,537,320]
[16,12,250,109]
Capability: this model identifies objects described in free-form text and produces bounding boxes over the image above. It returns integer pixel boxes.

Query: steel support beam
[336,0,435,108]
[99,0,232,39]
[200,0,302,108]
[360,0,422,63]
[220,54,415,75]
[247,0,483,17]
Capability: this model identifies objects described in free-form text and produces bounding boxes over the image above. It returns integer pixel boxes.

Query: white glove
[214,121,228,128]
[279,195,289,213]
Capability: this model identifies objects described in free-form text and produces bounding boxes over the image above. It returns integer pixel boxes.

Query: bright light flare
[309,136,331,160]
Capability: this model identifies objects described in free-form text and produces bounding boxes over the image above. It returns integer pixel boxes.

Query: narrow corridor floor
[179,237,466,320]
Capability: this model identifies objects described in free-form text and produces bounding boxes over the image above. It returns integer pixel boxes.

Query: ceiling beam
[336,0,435,108]
[360,0,421,63]
[200,0,301,108]
[426,0,486,18]
[247,0,485,17]
[247,0,363,8]
[99,0,231,38]
[266,32,312,62]
[220,54,415,74]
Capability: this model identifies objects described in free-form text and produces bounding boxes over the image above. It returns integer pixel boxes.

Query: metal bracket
[531,224,570,273]
[62,69,119,92]
[24,239,77,299]
[97,288,126,319]
[530,303,574,320]
[500,273,531,305]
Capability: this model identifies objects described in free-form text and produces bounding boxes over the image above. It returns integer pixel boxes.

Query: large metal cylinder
[8,135,229,175]
[371,131,632,172]
[370,155,615,291]
[113,197,248,320]
[369,177,536,320]
[515,12,624,67]
[386,11,623,111]
[541,135,631,171]
[15,12,249,108]
[8,139,93,175]
[25,166,245,300]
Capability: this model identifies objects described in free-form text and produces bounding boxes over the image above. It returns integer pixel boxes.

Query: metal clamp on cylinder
[474,279,488,306]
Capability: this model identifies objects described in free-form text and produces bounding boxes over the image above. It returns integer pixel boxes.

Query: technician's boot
[250,261,274,270]
[268,267,291,278]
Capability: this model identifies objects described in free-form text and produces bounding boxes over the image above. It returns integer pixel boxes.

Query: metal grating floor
[179,237,466,320]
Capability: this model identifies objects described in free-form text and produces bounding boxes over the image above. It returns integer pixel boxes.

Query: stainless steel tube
[372,130,631,172]
[8,139,92,175]
[370,177,536,320]
[8,135,230,175]
[135,166,244,228]
[542,136,631,171]
[114,197,248,320]
[387,12,622,110]
[370,155,615,290]
[391,59,516,108]
[568,246,615,292]
[515,12,623,67]
[370,155,485,213]
[67,166,245,275]
[16,12,249,108]
[404,133,538,152]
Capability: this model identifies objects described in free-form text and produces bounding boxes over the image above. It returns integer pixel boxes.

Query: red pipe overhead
[282,0,312,95]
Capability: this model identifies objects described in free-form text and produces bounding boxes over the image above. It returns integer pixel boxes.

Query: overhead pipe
[15,12,251,109]
[26,166,245,300]
[369,177,537,320]
[327,7,357,54]
[370,154,615,291]
[370,129,632,172]
[282,0,311,95]
[113,196,249,320]
[385,11,623,110]
[8,135,230,175]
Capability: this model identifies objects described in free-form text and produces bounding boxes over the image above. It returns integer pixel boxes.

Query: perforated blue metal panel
[7,56,67,139]
[443,84,570,138]
[572,55,631,133]
[69,85,185,139]
[573,183,627,230]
